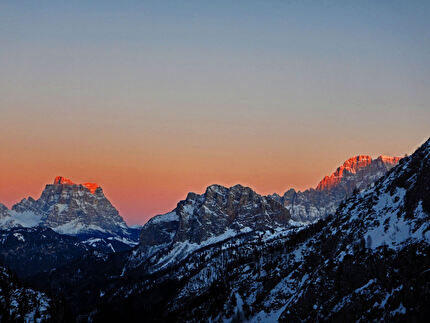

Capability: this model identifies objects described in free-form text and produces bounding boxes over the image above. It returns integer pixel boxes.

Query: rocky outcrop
[0,203,8,218]
[53,176,75,185]
[275,155,401,222]
[10,176,128,236]
[174,184,290,244]
[19,140,426,322]
[131,184,290,272]
[132,155,400,273]
[0,177,138,248]
[95,139,428,323]
[316,155,400,191]
[53,176,101,194]
[278,139,429,322]
[316,155,374,190]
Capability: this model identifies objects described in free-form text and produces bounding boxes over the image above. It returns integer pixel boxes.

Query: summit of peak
[205,184,252,195]
[376,155,401,164]
[53,176,74,185]
[316,156,373,191]
[204,184,228,196]
[52,176,100,194]
[82,183,101,194]
[316,154,400,191]
[342,155,372,167]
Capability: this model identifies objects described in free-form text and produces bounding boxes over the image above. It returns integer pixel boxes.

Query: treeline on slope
[91,219,330,322]
[0,266,72,322]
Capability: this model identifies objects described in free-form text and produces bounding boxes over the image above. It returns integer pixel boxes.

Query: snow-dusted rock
[130,184,290,272]
[96,139,427,322]
[0,177,139,248]
[275,154,401,222]
[2,177,128,236]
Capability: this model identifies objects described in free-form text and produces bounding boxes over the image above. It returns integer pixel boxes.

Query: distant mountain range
[2,146,428,322]
[0,154,400,256]
[18,139,426,322]
[127,154,400,273]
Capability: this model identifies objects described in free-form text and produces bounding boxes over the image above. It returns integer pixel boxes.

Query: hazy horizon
[1,143,426,225]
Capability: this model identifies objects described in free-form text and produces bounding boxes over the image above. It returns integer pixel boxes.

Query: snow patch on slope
[52,219,107,235]
[149,211,178,224]
[0,211,42,228]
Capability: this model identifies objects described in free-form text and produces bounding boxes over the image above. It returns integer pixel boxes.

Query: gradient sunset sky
[1,1,429,224]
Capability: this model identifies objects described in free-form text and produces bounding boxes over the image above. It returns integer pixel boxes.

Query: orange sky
[1,1,430,224]
[0,123,426,224]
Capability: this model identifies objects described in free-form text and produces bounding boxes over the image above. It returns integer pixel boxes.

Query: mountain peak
[53,176,100,194]
[316,155,372,191]
[376,155,401,164]
[341,155,373,169]
[8,177,128,237]
[53,176,74,185]
[82,183,100,194]
[316,155,399,191]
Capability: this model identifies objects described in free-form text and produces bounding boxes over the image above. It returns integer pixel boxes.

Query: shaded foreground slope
[92,139,428,322]
[3,141,425,322]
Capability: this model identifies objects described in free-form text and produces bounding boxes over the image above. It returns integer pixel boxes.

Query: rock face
[316,155,373,190]
[175,184,290,243]
[89,138,428,323]
[275,155,401,222]
[0,203,8,218]
[17,140,426,321]
[133,184,290,272]
[316,155,400,191]
[278,139,430,322]
[0,177,138,247]
[132,156,400,273]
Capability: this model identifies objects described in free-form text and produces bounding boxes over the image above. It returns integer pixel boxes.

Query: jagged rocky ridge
[273,155,400,222]
[129,184,290,273]
[0,149,419,321]
[51,138,427,322]
[130,155,399,274]
[0,177,139,249]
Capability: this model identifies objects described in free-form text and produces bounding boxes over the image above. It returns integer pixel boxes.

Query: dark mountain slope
[90,138,428,322]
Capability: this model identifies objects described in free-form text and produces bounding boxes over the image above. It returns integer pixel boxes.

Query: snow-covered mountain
[14,139,427,321]
[0,176,139,248]
[128,184,290,272]
[76,138,426,322]
[127,155,400,274]
[273,155,400,222]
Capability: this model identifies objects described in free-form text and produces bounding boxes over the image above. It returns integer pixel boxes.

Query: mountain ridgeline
[129,154,400,273]
[89,139,429,322]
[273,155,401,222]
[1,145,428,323]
